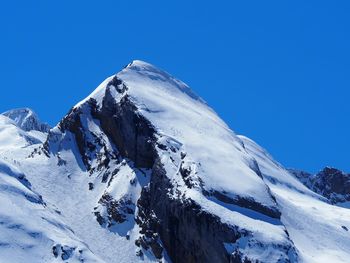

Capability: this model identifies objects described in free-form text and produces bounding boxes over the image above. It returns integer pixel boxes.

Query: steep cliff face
[312,167,350,203]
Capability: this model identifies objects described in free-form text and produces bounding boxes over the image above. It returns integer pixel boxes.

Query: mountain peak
[121,59,204,102]
[321,166,343,174]
[2,108,50,132]
[75,60,206,110]
[125,59,154,69]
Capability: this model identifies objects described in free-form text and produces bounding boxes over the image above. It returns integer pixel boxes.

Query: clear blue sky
[1,1,349,173]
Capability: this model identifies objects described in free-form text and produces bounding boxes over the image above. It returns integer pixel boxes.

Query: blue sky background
[0,1,349,173]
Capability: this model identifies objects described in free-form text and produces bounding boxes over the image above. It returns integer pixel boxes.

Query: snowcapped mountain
[0,60,349,263]
[2,108,50,133]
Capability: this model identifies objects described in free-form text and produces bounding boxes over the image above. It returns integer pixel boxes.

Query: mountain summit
[2,107,50,132]
[0,61,349,263]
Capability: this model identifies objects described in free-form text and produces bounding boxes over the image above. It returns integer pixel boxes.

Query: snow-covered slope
[0,60,348,263]
[239,136,350,263]
[0,115,45,156]
[0,151,102,263]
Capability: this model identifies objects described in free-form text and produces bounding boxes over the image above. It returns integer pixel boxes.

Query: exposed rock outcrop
[312,167,350,203]
[290,167,350,204]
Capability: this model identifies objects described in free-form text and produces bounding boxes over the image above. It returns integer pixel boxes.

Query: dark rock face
[137,159,242,263]
[312,167,350,203]
[290,167,350,204]
[41,76,152,221]
[137,159,296,263]
[211,190,281,220]
[95,193,135,226]
[51,76,157,170]
[52,244,76,260]
[93,83,157,168]
[57,106,92,169]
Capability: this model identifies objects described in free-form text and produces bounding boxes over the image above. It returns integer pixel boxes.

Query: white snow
[240,135,350,263]
[0,115,44,155]
[0,159,103,263]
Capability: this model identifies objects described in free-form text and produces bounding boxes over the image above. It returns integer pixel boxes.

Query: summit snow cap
[124,60,206,103]
[75,60,207,109]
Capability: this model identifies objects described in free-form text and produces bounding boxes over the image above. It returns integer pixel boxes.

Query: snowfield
[0,159,103,263]
[240,135,350,263]
[0,60,349,262]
